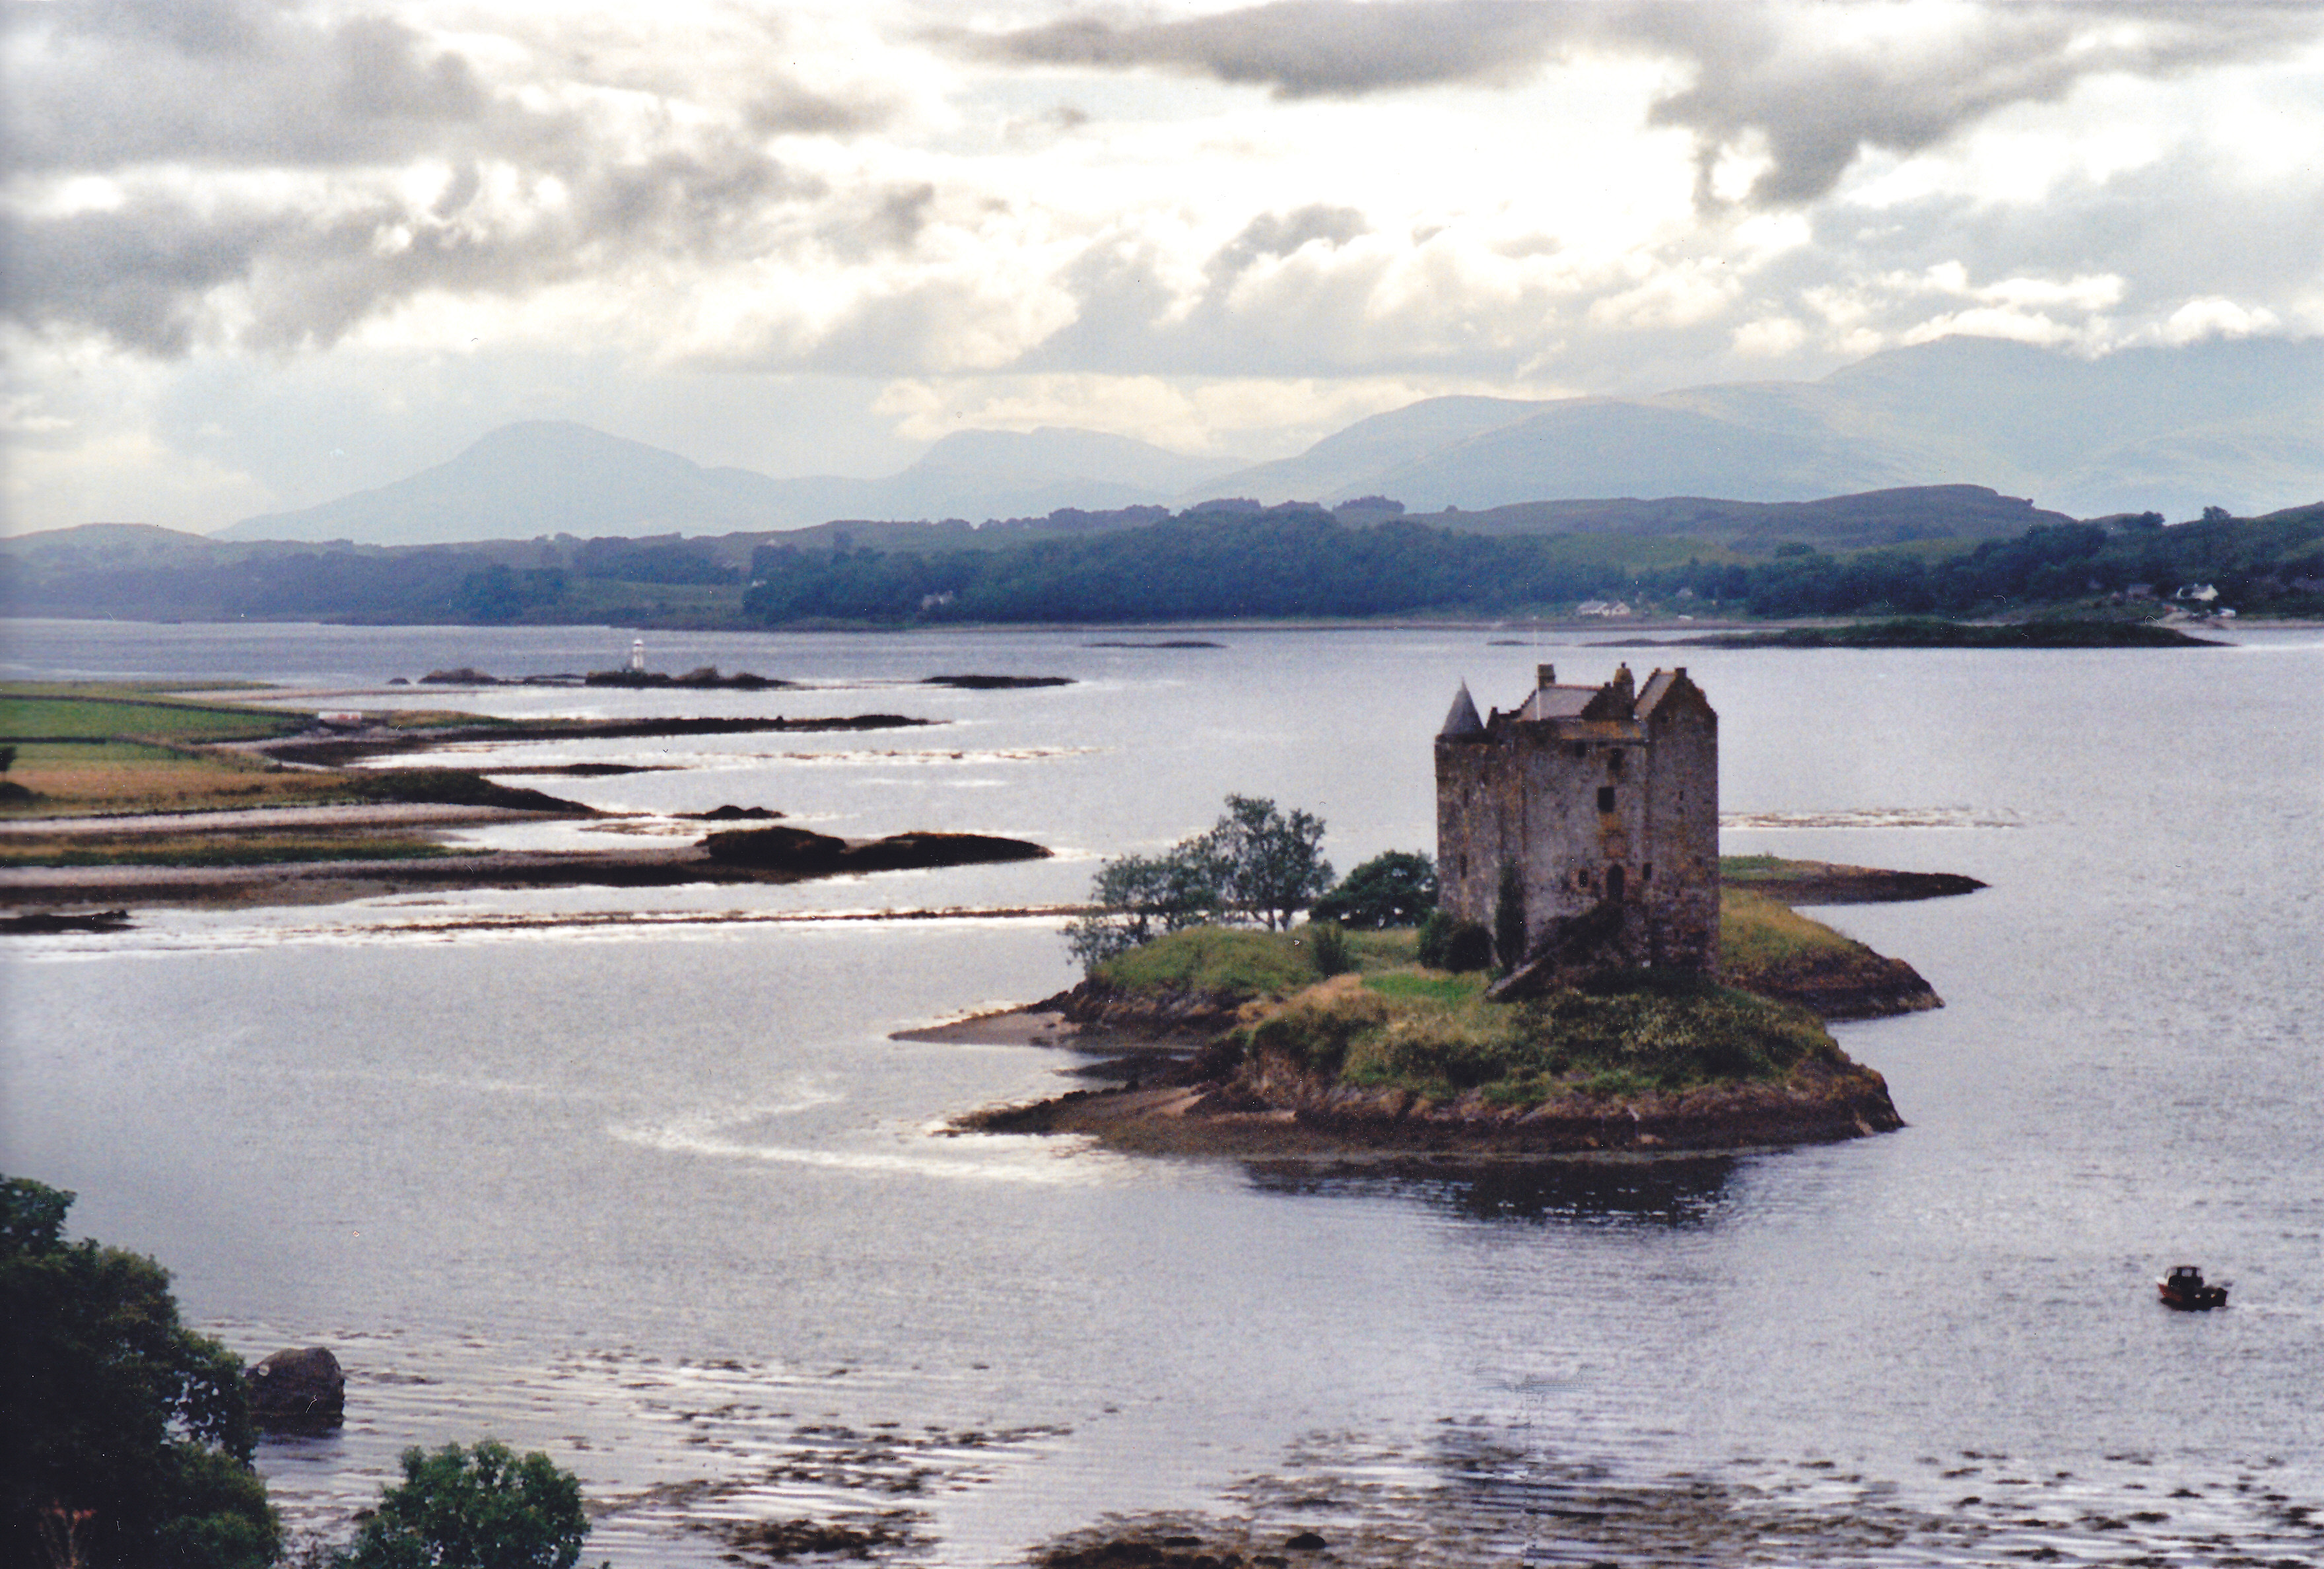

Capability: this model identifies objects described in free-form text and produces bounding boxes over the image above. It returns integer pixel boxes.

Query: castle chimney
[1537,663,1556,687]
[1610,663,1635,703]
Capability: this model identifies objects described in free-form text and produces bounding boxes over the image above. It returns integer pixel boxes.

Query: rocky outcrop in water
[246,1346,345,1430]
[701,825,1051,874]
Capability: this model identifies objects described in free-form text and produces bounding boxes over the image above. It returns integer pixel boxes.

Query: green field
[0,683,575,827]
[0,687,302,744]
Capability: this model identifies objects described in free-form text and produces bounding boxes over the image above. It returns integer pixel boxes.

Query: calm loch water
[3,619,2321,1565]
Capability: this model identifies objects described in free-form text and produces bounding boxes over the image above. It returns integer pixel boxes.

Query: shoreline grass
[0,833,468,868]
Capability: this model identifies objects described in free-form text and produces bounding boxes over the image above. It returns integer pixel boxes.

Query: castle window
[1608,750,1625,776]
[1641,863,1653,884]
[1576,868,1592,891]
[1607,865,1626,903]
[1597,785,1616,812]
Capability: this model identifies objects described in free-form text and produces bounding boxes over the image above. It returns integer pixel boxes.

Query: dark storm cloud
[747,81,896,138]
[0,0,868,354]
[967,2,1560,95]
[5,0,898,174]
[0,145,827,355]
[0,203,295,357]
[961,1,2323,206]
[2,0,501,172]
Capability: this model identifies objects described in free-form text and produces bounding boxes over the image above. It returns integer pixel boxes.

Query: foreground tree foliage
[0,1176,279,1569]
[339,1440,593,1569]
[1068,794,1333,969]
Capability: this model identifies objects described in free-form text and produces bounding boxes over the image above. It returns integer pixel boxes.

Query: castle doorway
[1606,864,1626,903]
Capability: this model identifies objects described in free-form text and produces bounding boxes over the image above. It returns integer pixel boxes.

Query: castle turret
[1439,682,1485,738]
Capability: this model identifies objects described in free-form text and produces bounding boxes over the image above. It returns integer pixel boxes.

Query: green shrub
[1493,863,1528,971]
[1416,911,1493,972]
[1068,794,1334,970]
[1309,850,1437,928]
[341,1440,593,1569]
[1306,921,1353,977]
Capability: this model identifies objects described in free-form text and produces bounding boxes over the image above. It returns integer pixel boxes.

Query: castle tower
[1435,664,1719,977]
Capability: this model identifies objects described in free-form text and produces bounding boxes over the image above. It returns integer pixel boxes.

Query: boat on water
[2158,1265,2229,1310]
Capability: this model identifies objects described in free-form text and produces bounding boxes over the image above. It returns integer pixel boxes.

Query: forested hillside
[741,505,2324,624]
[6,503,2319,629]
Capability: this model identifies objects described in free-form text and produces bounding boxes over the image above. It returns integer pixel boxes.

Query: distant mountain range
[211,335,2324,546]
[216,425,1243,546]
[1206,336,2324,521]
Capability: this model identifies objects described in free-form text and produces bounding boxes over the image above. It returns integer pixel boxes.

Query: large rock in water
[701,825,1050,873]
[246,1346,345,1429]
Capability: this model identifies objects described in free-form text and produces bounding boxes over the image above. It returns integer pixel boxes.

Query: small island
[1626,616,2221,649]
[0,683,1047,909]
[942,666,1978,1160]
[948,862,1953,1158]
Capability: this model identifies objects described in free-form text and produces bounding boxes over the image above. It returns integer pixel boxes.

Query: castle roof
[1443,665,1704,746]
[1634,666,1708,722]
[1514,684,1598,722]
[1438,681,1485,737]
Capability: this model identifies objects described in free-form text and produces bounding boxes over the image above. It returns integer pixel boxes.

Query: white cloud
[870,372,1541,460]
[5,1,2324,532]
[1730,316,1806,358]
[5,424,274,531]
[2151,297,2283,346]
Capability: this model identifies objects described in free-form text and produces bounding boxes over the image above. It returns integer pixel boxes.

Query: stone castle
[1435,664,1719,979]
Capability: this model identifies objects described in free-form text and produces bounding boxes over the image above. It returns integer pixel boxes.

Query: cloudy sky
[5,0,2321,533]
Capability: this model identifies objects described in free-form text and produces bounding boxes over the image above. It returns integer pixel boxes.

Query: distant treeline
[6,503,2320,627]
[1664,508,2324,619]
[0,534,724,625]
[743,504,2324,625]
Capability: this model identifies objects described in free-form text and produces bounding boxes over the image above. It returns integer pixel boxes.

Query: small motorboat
[2157,1264,2229,1310]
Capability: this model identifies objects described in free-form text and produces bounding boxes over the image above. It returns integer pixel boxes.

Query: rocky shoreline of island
[933,973,1909,1163]
[959,1035,1903,1159]
[0,821,1052,911]
[924,858,1975,1162]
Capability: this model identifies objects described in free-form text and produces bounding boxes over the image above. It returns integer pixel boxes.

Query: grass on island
[382,709,532,730]
[1087,903,1869,1105]
[2,682,582,837]
[0,740,336,816]
[1239,969,1841,1104]
[0,742,576,823]
[1093,925,1353,998]
[1717,886,1905,997]
[0,831,463,869]
[1090,889,1876,1009]
[0,688,305,744]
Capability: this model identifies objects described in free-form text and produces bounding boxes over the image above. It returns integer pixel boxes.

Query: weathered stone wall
[1434,670,1719,977]
[1636,689,1719,976]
